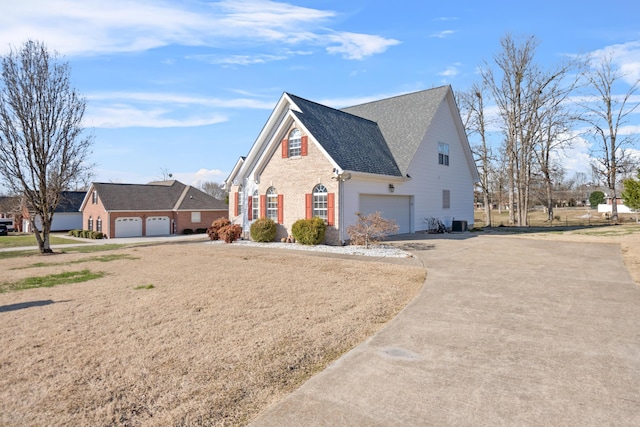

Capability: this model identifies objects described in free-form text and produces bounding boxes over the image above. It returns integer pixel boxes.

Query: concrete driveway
[251,233,640,426]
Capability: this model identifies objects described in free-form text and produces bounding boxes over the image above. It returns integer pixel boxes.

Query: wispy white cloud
[178,168,227,187]
[188,53,288,66]
[83,90,277,128]
[87,92,275,109]
[0,0,398,60]
[84,104,228,128]
[430,30,455,39]
[325,32,400,60]
[587,41,640,85]
[438,63,462,77]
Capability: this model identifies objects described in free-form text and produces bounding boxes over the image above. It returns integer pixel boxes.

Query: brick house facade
[226,86,478,245]
[80,180,228,238]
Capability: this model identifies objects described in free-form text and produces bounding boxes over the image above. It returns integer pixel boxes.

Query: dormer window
[288,129,302,157]
[281,129,308,158]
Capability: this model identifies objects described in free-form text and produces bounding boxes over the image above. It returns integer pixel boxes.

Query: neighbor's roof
[287,94,402,177]
[342,85,450,176]
[91,180,227,211]
[55,191,86,213]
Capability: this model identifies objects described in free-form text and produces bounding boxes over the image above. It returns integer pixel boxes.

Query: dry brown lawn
[0,243,424,426]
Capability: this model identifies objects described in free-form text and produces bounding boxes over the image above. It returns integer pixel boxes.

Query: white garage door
[146,216,170,236]
[115,217,142,238]
[359,195,411,234]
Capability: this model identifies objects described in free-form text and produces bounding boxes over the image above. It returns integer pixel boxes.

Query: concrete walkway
[250,234,640,426]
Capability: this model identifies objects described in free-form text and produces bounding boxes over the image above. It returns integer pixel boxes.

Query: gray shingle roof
[286,86,450,177]
[93,180,227,211]
[342,86,450,176]
[287,94,402,177]
[56,191,86,213]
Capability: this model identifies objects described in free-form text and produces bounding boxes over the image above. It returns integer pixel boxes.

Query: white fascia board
[447,90,480,182]
[237,93,293,182]
[78,184,95,211]
[224,157,245,189]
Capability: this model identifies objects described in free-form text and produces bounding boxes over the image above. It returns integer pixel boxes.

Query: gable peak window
[288,128,302,157]
[92,190,98,204]
[438,142,449,166]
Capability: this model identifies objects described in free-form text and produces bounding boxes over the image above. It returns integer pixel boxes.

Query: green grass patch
[0,269,106,293]
[61,244,127,253]
[0,234,87,249]
[134,284,155,290]
[11,253,137,270]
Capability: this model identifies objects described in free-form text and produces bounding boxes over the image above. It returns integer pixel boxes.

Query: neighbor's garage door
[115,217,142,238]
[146,216,170,236]
[359,195,411,234]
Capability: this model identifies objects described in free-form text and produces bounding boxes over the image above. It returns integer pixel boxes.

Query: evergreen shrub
[291,217,326,245]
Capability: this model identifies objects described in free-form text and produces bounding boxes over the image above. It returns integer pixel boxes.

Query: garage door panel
[146,216,170,236]
[359,195,411,234]
[115,217,142,238]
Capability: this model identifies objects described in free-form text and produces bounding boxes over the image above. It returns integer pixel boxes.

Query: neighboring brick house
[225,85,479,244]
[80,180,227,238]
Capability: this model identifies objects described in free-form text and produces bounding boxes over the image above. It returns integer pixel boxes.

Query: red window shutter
[247,196,253,221]
[305,193,313,219]
[327,193,335,226]
[234,192,239,217]
[281,138,288,158]
[277,194,284,224]
[260,195,266,218]
[301,135,308,156]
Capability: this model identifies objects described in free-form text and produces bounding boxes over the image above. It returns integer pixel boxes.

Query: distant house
[225,85,479,244]
[0,196,21,231]
[24,191,86,233]
[80,180,228,238]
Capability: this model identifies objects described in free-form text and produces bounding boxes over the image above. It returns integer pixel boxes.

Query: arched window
[238,185,243,213]
[96,217,102,232]
[288,128,301,157]
[252,190,259,220]
[266,187,278,221]
[88,216,93,231]
[312,184,328,220]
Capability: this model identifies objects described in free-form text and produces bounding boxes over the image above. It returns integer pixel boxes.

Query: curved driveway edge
[250,234,640,426]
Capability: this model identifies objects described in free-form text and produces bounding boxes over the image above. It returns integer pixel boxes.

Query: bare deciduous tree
[458,83,494,227]
[199,181,227,201]
[0,40,93,253]
[580,54,639,220]
[480,34,580,226]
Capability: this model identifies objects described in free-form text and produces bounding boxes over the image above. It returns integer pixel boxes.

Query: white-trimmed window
[88,216,93,231]
[288,128,302,157]
[438,142,449,166]
[266,187,278,221]
[312,184,328,220]
[92,190,98,204]
[238,185,243,214]
[191,212,201,223]
[443,190,450,209]
[96,217,102,232]
[252,190,259,220]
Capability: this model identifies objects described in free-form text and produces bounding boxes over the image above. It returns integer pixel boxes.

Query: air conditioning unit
[452,220,467,232]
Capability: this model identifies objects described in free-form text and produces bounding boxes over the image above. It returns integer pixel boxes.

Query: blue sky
[2,0,639,189]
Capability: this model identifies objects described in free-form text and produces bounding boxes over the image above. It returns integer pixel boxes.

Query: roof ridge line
[174,185,191,210]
